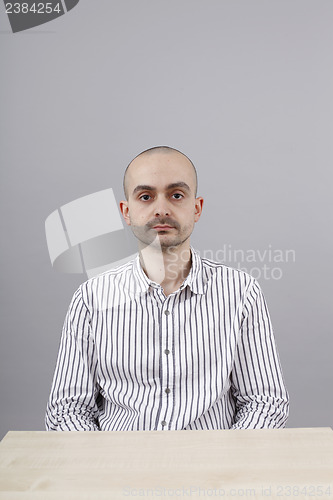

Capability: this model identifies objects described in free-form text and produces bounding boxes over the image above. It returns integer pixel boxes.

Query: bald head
[123,146,198,200]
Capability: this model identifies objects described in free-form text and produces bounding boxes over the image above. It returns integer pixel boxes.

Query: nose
[154,196,171,217]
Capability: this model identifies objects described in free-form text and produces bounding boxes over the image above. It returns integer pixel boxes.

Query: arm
[231,279,289,429]
[45,285,100,431]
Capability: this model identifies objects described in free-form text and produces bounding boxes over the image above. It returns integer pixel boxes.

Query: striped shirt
[45,247,289,431]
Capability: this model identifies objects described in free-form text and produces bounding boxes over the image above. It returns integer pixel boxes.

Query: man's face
[120,151,203,251]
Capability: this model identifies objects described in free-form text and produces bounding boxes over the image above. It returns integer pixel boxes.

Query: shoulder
[200,252,255,283]
[86,257,136,285]
[198,255,264,310]
[75,257,137,306]
[194,250,262,299]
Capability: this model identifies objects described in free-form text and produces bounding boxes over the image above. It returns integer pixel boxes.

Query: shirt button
[161,421,167,427]
[165,388,171,394]
[164,349,170,355]
[164,310,170,316]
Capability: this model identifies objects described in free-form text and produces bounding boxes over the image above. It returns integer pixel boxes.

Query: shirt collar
[132,247,208,295]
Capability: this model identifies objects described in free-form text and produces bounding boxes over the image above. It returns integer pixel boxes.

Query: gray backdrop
[0,0,332,440]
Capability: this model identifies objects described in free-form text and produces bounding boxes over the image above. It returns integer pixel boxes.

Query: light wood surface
[0,428,332,499]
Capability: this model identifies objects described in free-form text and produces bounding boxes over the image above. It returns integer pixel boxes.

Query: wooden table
[0,428,332,499]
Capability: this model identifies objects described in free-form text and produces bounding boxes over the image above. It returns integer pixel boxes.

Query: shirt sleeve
[45,285,100,431]
[230,278,289,429]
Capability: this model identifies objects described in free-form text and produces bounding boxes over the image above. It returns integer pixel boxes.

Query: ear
[119,200,131,226]
[194,197,204,222]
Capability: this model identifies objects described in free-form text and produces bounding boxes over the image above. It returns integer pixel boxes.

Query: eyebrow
[132,182,191,196]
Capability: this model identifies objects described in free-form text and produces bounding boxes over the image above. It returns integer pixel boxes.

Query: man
[45,146,289,431]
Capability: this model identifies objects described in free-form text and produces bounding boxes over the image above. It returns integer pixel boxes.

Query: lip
[153,225,174,230]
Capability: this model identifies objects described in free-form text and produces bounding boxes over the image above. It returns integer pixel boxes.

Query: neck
[139,239,192,293]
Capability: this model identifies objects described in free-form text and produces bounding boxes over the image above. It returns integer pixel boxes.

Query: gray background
[0,0,332,440]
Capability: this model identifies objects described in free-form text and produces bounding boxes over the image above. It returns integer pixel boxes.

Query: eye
[172,193,184,200]
[139,194,152,201]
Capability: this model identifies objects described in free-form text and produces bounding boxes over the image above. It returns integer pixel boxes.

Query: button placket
[159,299,174,429]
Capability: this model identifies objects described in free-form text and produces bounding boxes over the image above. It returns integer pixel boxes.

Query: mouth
[153,225,174,230]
